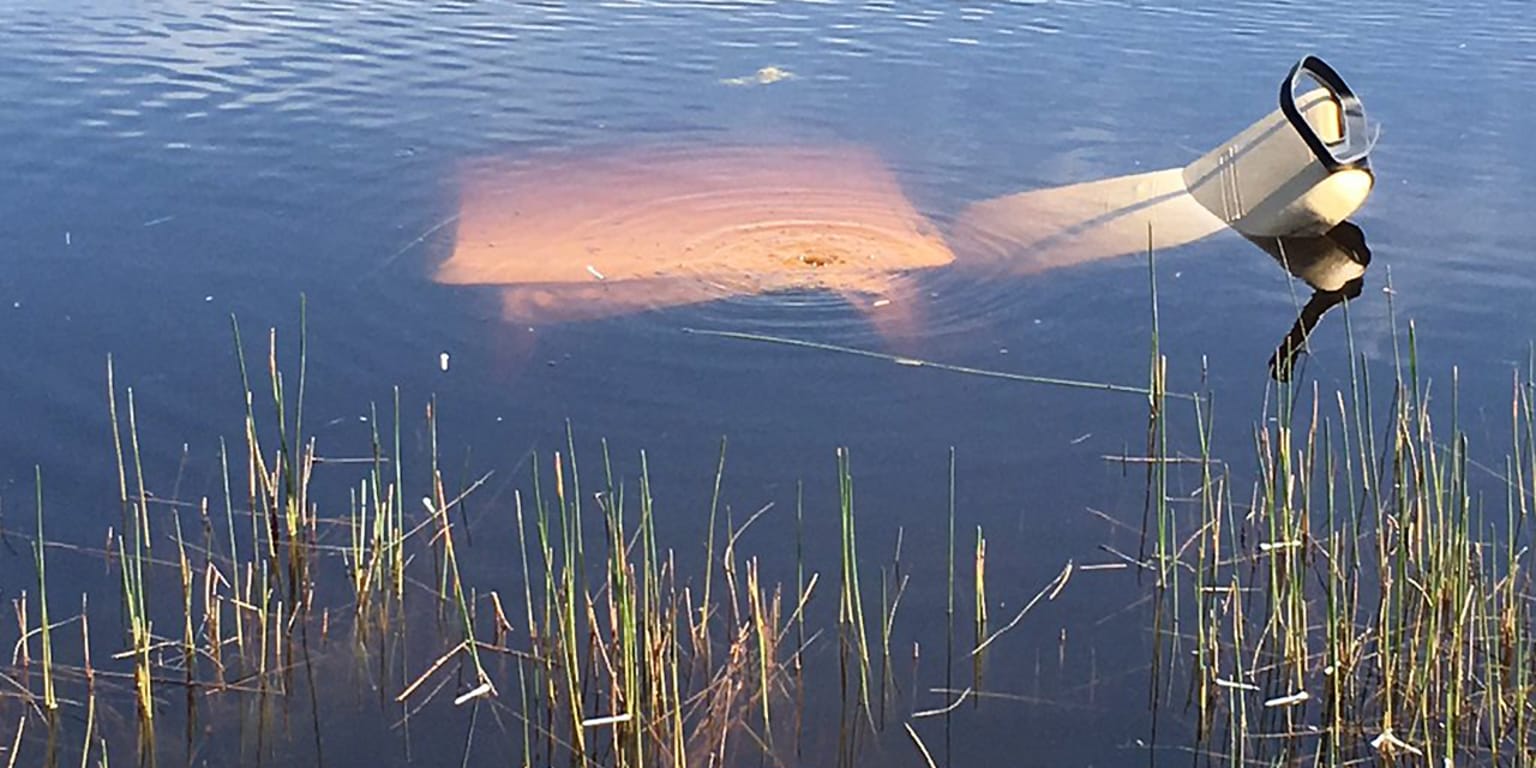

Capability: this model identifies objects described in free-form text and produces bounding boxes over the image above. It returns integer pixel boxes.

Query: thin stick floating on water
[972,561,1073,656]
[903,722,939,768]
[682,328,1192,400]
[912,687,972,718]
[378,213,462,272]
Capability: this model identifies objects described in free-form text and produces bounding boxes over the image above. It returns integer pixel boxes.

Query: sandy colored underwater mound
[434,144,954,331]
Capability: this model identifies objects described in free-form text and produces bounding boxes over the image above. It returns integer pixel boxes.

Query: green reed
[944,447,956,767]
[834,445,874,767]
[32,467,56,714]
[106,371,154,745]
[877,527,908,729]
[1161,284,1536,765]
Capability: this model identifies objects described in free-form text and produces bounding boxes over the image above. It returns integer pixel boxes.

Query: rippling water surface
[0,1,1532,764]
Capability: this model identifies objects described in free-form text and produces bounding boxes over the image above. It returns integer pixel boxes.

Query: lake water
[1,1,1533,765]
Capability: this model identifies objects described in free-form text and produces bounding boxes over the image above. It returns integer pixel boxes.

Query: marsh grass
[1142,269,1536,765]
[4,283,1536,768]
[6,315,878,768]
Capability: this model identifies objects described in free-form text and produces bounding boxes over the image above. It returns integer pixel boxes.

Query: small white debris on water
[1214,678,1260,691]
[720,66,795,86]
[1263,690,1310,708]
[872,298,891,308]
[1078,562,1128,571]
[586,264,605,280]
[1370,729,1423,756]
[454,682,495,706]
[581,712,633,728]
[205,295,213,302]
[439,351,450,371]
[64,231,71,245]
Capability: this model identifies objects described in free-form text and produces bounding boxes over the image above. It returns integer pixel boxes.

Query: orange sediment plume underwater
[432,144,954,334]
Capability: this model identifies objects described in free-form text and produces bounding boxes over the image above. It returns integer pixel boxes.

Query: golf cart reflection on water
[1252,221,1371,381]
